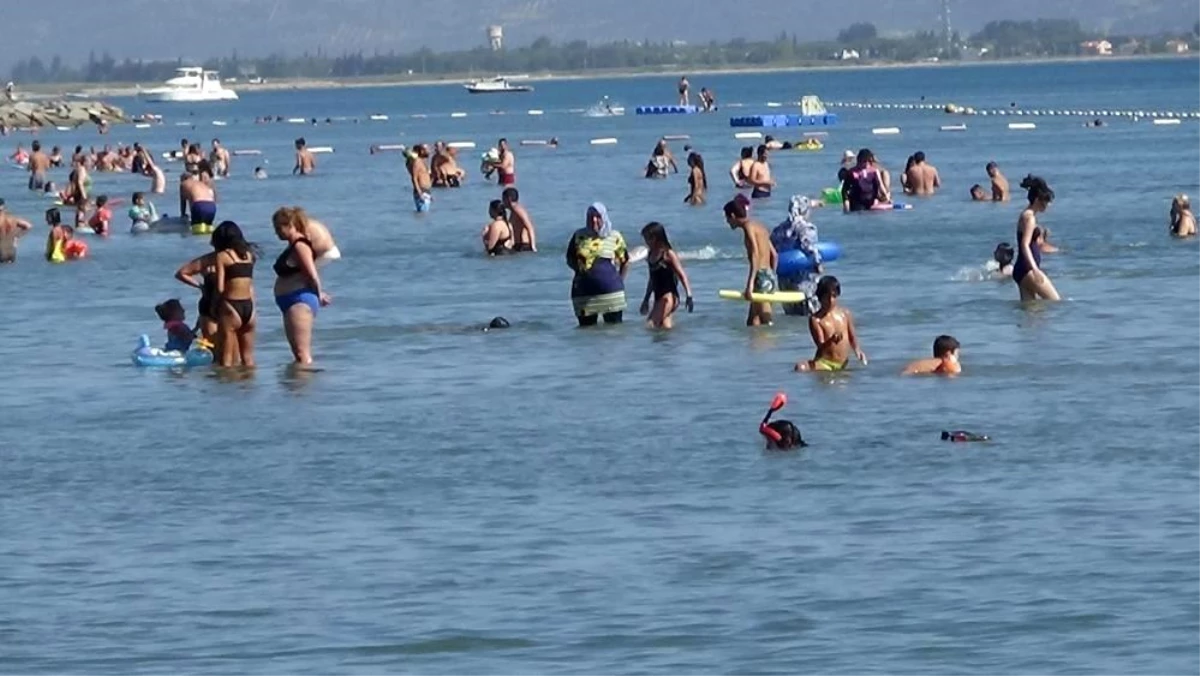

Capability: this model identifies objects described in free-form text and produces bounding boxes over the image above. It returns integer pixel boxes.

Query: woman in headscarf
[566,202,629,326]
[772,195,823,316]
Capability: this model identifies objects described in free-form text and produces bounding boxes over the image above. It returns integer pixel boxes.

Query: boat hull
[465,87,533,94]
[140,89,239,103]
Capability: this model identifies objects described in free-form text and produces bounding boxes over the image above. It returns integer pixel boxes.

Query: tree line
[8,21,1197,84]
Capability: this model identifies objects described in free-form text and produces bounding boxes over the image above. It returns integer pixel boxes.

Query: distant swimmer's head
[294,137,306,149]
[985,161,999,177]
[95,195,108,208]
[842,149,855,164]
[756,144,769,160]
[723,199,748,227]
[688,152,704,170]
[31,140,40,152]
[740,146,753,160]
[132,191,145,205]
[254,166,267,179]
[154,298,186,323]
[815,275,841,304]
[933,335,961,360]
[45,207,61,226]
[993,242,1015,267]
[1019,174,1054,210]
[1174,194,1191,212]
[488,199,506,220]
[856,148,875,166]
[970,184,987,201]
[501,187,519,205]
[641,221,673,250]
[484,316,510,331]
[913,151,926,164]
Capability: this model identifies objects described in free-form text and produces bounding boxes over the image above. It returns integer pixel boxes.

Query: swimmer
[502,187,537,252]
[970,184,989,201]
[48,145,62,168]
[481,199,514,256]
[139,148,165,194]
[87,195,112,236]
[0,199,33,263]
[27,140,48,192]
[1012,175,1060,301]
[677,75,690,106]
[1036,226,1059,253]
[181,172,218,229]
[210,139,231,178]
[763,135,784,151]
[795,276,867,372]
[905,151,940,196]
[987,161,1009,201]
[729,146,753,188]
[293,137,315,175]
[724,198,778,327]
[254,166,268,179]
[9,143,28,166]
[128,192,158,233]
[154,299,196,352]
[43,207,74,262]
[748,145,775,199]
[645,139,677,179]
[993,242,1015,277]
[406,144,433,212]
[684,152,707,205]
[482,316,510,332]
[1171,194,1195,237]
[66,156,90,227]
[840,149,884,212]
[759,393,806,450]
[902,335,962,376]
[493,138,515,186]
[638,221,694,330]
[300,216,340,266]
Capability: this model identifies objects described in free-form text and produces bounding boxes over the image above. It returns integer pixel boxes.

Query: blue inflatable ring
[777,242,841,277]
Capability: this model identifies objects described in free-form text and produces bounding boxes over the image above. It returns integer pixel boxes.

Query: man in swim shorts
[987,161,1009,201]
[0,199,33,263]
[27,141,49,192]
[725,198,778,327]
[181,172,218,228]
[795,276,867,372]
[748,145,775,199]
[210,139,231,178]
[407,144,433,212]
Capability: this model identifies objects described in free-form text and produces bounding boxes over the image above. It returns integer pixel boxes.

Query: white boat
[139,68,239,103]
[464,76,533,94]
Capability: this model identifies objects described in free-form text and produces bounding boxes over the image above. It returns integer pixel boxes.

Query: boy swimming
[902,335,962,375]
[795,276,867,372]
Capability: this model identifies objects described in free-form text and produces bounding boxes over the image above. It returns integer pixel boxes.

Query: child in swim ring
[154,298,195,352]
[902,335,962,376]
[128,192,158,232]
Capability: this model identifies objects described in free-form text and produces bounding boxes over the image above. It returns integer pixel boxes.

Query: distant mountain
[4,0,1195,70]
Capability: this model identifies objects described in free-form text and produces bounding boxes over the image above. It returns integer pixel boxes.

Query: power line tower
[940,0,953,55]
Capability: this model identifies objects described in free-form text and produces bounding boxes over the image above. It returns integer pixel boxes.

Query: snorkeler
[759,392,806,450]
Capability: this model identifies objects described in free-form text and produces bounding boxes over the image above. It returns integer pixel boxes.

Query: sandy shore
[16,53,1195,101]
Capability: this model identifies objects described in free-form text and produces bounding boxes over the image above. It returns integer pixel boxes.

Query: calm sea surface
[2,58,1198,674]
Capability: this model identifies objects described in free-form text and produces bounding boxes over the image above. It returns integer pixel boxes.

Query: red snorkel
[759,392,788,444]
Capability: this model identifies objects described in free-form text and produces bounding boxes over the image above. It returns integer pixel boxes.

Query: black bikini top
[274,238,312,278]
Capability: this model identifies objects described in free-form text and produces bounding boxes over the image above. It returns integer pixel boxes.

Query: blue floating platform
[730,114,839,128]
[635,105,700,115]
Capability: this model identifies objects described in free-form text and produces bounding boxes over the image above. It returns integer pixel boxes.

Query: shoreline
[17,52,1196,100]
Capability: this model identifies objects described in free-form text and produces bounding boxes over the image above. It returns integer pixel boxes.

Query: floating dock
[729,114,839,128]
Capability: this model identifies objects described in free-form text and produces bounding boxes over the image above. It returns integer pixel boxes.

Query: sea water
[1,58,1198,674]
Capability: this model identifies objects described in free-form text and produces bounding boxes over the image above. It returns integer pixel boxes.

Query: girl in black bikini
[481,199,514,256]
[638,222,693,330]
[211,221,259,367]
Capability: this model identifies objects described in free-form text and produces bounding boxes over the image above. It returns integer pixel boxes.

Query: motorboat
[139,68,239,103]
[464,76,533,94]
[583,97,625,117]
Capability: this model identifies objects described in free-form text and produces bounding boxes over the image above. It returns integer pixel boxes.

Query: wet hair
[95,195,108,207]
[212,138,221,145]
[815,275,841,300]
[45,207,61,225]
[74,145,82,154]
[488,199,507,220]
[933,335,960,358]
[688,152,707,189]
[502,187,519,203]
[294,137,306,148]
[487,316,510,330]
[856,148,875,164]
[993,242,1015,267]
[51,145,60,153]
[970,184,986,198]
[740,146,753,159]
[132,191,144,203]
[913,151,926,163]
[756,144,768,159]
[154,298,185,322]
[640,221,673,250]
[904,155,916,172]
[764,420,805,449]
[985,161,998,173]
[31,140,40,152]
[210,220,257,258]
[272,206,309,236]
[723,199,748,220]
[1020,174,1054,205]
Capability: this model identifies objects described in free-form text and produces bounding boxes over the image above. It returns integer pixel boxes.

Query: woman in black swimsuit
[174,251,220,348]
[481,199,514,256]
[211,221,258,367]
[638,221,693,329]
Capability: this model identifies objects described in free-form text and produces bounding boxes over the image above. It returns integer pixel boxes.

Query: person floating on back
[902,335,962,376]
[795,276,867,372]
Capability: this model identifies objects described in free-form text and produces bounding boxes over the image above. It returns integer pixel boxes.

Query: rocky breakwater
[0,99,128,129]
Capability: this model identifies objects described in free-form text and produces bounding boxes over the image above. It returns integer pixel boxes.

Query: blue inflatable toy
[131,335,214,368]
[776,242,841,277]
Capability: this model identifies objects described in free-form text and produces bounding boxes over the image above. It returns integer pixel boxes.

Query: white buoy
[940,124,967,132]
[368,114,389,121]
[447,141,476,149]
[662,134,690,141]
[411,114,428,119]
[370,144,406,153]
[134,123,151,129]
[286,118,306,124]
[232,150,262,156]
[212,121,227,126]
[1153,118,1182,126]
[55,126,71,131]
[527,109,544,116]
[520,140,549,146]
[308,146,335,154]
[450,112,467,118]
[766,102,782,108]
[734,132,763,140]
[1008,122,1036,130]
[590,138,618,145]
[872,127,901,135]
